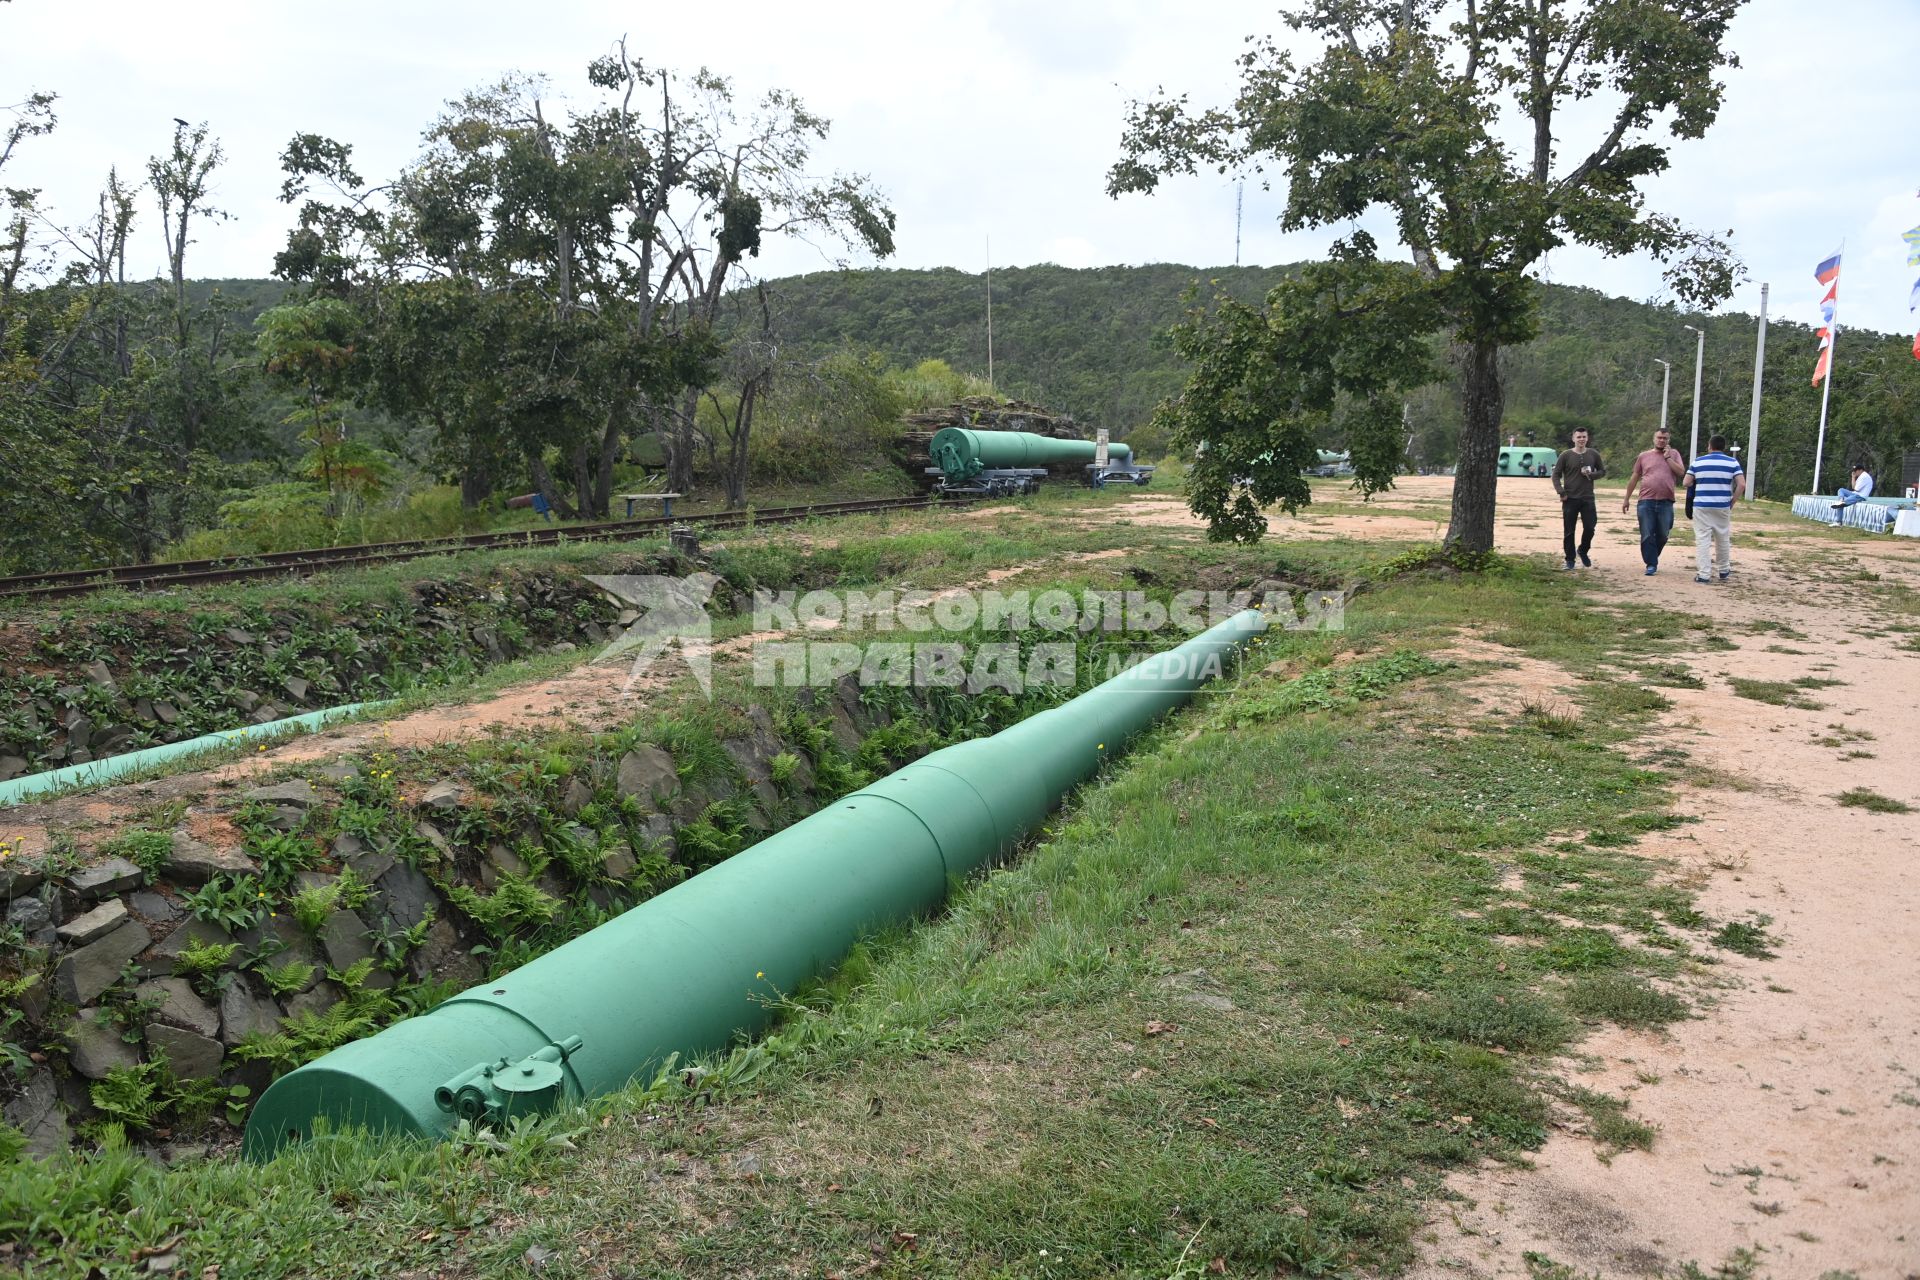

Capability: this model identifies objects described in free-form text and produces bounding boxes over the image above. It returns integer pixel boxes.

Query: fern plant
[257,958,316,998]
[89,1062,165,1129]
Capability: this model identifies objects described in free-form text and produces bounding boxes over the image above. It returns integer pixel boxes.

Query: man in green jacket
[1551,427,1605,570]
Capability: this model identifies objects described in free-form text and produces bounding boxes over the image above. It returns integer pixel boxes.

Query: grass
[1834,788,1913,814]
[1726,677,1822,709]
[3,541,1741,1278]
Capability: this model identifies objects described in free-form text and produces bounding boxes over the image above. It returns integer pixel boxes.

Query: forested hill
[754,263,1917,492]
[196,263,1916,490]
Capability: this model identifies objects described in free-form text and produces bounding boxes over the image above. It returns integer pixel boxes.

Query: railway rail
[0,495,960,603]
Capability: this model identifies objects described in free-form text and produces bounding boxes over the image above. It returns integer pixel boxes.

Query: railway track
[0,495,961,603]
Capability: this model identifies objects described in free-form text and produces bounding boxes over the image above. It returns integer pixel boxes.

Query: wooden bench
[621,492,683,519]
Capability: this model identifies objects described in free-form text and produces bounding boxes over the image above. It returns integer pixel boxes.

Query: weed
[1834,788,1912,814]
[1711,915,1777,959]
[181,875,268,933]
[1727,678,1820,709]
[101,829,173,882]
[1563,1086,1656,1154]
[1564,974,1688,1029]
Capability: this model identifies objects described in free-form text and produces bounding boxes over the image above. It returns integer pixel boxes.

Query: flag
[1812,249,1841,385]
[1905,224,1920,267]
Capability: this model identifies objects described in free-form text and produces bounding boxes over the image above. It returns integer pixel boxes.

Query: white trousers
[1695,507,1732,577]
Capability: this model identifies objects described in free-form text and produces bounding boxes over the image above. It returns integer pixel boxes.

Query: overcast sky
[5,0,1917,352]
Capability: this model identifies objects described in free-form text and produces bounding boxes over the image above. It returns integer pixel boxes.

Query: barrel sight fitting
[434,1035,585,1125]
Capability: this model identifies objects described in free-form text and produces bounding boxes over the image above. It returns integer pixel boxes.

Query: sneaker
[1578,552,1592,568]
[1562,560,1576,571]
[1718,570,1731,581]
[1693,575,1713,583]
[1644,565,1657,576]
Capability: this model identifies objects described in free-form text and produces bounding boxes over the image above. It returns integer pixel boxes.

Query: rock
[0,755,30,782]
[165,831,256,884]
[562,778,594,816]
[0,857,44,897]
[2,1068,70,1157]
[129,891,180,923]
[601,841,637,880]
[285,980,344,1020]
[146,1025,223,1080]
[132,697,156,722]
[344,846,395,885]
[219,978,282,1047]
[331,831,365,859]
[318,909,373,971]
[479,843,529,891]
[223,627,255,645]
[722,738,772,785]
[312,760,358,784]
[413,822,454,862]
[66,1008,140,1080]
[827,703,862,752]
[241,780,320,809]
[152,701,180,725]
[419,780,462,811]
[66,856,143,899]
[616,746,680,808]
[140,918,236,978]
[282,675,311,701]
[135,977,221,1039]
[6,894,53,935]
[375,861,439,929]
[239,917,321,989]
[12,972,49,1026]
[85,658,117,690]
[56,898,129,946]
[409,917,483,988]
[54,920,153,1005]
[640,814,678,862]
[93,725,135,754]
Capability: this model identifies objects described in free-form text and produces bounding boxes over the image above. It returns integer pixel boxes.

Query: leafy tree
[256,297,386,511]
[1110,0,1748,548]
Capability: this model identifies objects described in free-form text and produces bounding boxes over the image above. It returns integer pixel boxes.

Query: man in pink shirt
[1620,427,1687,575]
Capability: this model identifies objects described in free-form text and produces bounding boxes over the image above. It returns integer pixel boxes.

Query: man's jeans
[1694,506,1732,578]
[1836,487,1869,506]
[1637,499,1675,568]
[1562,496,1596,563]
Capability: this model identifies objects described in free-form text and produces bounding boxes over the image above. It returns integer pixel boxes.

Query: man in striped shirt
[1683,435,1746,583]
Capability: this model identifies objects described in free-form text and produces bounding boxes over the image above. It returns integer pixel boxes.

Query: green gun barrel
[243,610,1264,1158]
[928,427,1132,483]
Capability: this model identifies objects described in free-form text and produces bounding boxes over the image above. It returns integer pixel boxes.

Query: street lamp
[1682,324,1706,459]
[1654,359,1671,438]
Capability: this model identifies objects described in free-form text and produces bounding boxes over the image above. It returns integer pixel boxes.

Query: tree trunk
[569,441,598,518]
[529,455,575,520]
[594,400,625,518]
[1444,339,1503,553]
[668,390,700,494]
[460,459,494,509]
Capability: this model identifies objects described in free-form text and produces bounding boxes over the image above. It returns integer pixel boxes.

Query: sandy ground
[1397,478,1920,1280]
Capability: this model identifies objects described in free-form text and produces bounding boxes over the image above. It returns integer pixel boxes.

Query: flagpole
[1812,238,1844,495]
[1813,324,1837,494]
[1746,283,1767,497]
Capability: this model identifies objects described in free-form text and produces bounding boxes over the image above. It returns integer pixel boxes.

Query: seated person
[1832,466,1875,512]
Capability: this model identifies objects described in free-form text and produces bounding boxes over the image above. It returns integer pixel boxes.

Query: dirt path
[1391,478,1920,1279]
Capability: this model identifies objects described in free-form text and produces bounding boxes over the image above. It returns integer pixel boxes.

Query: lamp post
[1682,324,1706,460]
[1654,359,1671,438]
